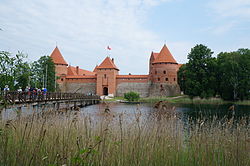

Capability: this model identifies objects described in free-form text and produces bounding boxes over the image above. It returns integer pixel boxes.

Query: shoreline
[103,95,250,106]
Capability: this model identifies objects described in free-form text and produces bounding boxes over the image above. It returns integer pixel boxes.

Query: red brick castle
[50,45,181,97]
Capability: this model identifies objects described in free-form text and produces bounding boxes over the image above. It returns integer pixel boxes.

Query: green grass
[105,95,250,106]
[140,95,250,105]
[0,108,249,166]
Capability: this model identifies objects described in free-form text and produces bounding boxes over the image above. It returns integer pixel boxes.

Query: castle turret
[96,57,119,96]
[150,44,178,84]
[149,52,159,82]
[50,46,68,77]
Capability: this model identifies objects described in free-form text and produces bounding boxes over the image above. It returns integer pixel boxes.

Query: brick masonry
[116,82,151,97]
[65,82,96,94]
[149,83,181,97]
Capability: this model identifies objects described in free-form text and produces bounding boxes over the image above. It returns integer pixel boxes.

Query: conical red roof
[153,45,177,64]
[151,52,159,60]
[93,65,98,72]
[97,57,119,70]
[50,46,68,65]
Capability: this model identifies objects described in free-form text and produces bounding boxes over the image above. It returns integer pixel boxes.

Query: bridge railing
[0,91,100,104]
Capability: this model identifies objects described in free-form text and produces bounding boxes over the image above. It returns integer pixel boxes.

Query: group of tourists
[2,85,48,100]
[2,85,47,94]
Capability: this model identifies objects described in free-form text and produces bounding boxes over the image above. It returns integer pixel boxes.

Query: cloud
[0,0,186,74]
[205,0,250,35]
[204,21,238,35]
[210,0,250,18]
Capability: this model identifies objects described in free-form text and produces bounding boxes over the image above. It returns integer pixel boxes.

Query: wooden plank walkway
[0,91,100,105]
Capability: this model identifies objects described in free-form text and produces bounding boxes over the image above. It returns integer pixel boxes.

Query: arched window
[155,71,157,74]
[174,78,176,81]
[104,74,107,78]
[166,78,168,81]
[158,78,160,81]
[163,70,166,74]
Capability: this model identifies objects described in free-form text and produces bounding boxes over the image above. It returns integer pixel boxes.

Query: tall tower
[96,57,119,96]
[150,44,179,84]
[50,46,68,77]
[149,52,159,82]
[50,46,68,91]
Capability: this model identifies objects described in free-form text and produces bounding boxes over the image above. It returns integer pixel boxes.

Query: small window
[174,78,176,81]
[104,74,107,78]
[155,71,157,74]
[61,78,63,81]
[166,78,168,81]
[163,71,166,74]
[158,78,160,81]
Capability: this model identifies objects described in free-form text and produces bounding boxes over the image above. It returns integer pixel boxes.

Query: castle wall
[64,77,96,94]
[65,82,96,94]
[149,83,181,97]
[116,82,150,97]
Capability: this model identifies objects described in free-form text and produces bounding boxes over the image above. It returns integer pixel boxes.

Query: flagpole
[107,45,111,57]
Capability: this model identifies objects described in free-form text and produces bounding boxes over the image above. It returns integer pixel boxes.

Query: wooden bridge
[0,91,100,109]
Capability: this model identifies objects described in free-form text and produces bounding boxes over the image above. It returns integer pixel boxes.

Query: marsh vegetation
[0,103,249,166]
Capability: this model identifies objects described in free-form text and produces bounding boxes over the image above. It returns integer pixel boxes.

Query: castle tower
[96,57,119,96]
[149,52,159,82]
[50,46,68,91]
[50,46,68,77]
[150,44,178,84]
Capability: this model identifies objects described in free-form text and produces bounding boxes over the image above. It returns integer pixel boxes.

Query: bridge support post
[53,103,56,110]
[74,101,77,109]
[56,102,60,110]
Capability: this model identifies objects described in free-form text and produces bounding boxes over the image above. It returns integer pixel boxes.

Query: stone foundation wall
[65,83,96,94]
[116,82,150,97]
[149,83,181,97]
[57,82,66,92]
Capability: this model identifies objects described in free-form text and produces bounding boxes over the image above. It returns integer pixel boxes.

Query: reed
[0,108,249,166]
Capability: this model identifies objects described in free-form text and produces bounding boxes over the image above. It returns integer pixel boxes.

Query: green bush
[124,91,140,102]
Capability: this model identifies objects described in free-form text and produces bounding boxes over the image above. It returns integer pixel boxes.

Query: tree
[178,44,218,98]
[31,56,56,92]
[0,51,31,90]
[217,49,250,100]
[124,91,140,102]
[14,52,31,89]
[0,51,15,89]
[177,64,187,93]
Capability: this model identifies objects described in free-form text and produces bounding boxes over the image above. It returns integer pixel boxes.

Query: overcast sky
[1,0,250,74]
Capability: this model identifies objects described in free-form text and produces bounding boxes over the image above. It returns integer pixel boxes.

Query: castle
[50,45,181,97]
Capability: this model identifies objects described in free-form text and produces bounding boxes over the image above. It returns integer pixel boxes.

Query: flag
[107,46,111,50]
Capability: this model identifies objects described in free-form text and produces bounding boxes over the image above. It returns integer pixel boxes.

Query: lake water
[1,102,250,124]
[81,102,250,123]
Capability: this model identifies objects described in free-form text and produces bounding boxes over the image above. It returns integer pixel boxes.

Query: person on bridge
[37,88,42,100]
[3,85,10,95]
[17,87,22,92]
[17,87,22,101]
[42,88,47,100]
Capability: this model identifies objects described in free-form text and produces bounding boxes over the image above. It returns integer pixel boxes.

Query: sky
[0,0,250,74]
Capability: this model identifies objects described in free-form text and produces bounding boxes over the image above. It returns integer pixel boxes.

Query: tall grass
[0,108,249,166]
[140,96,228,105]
